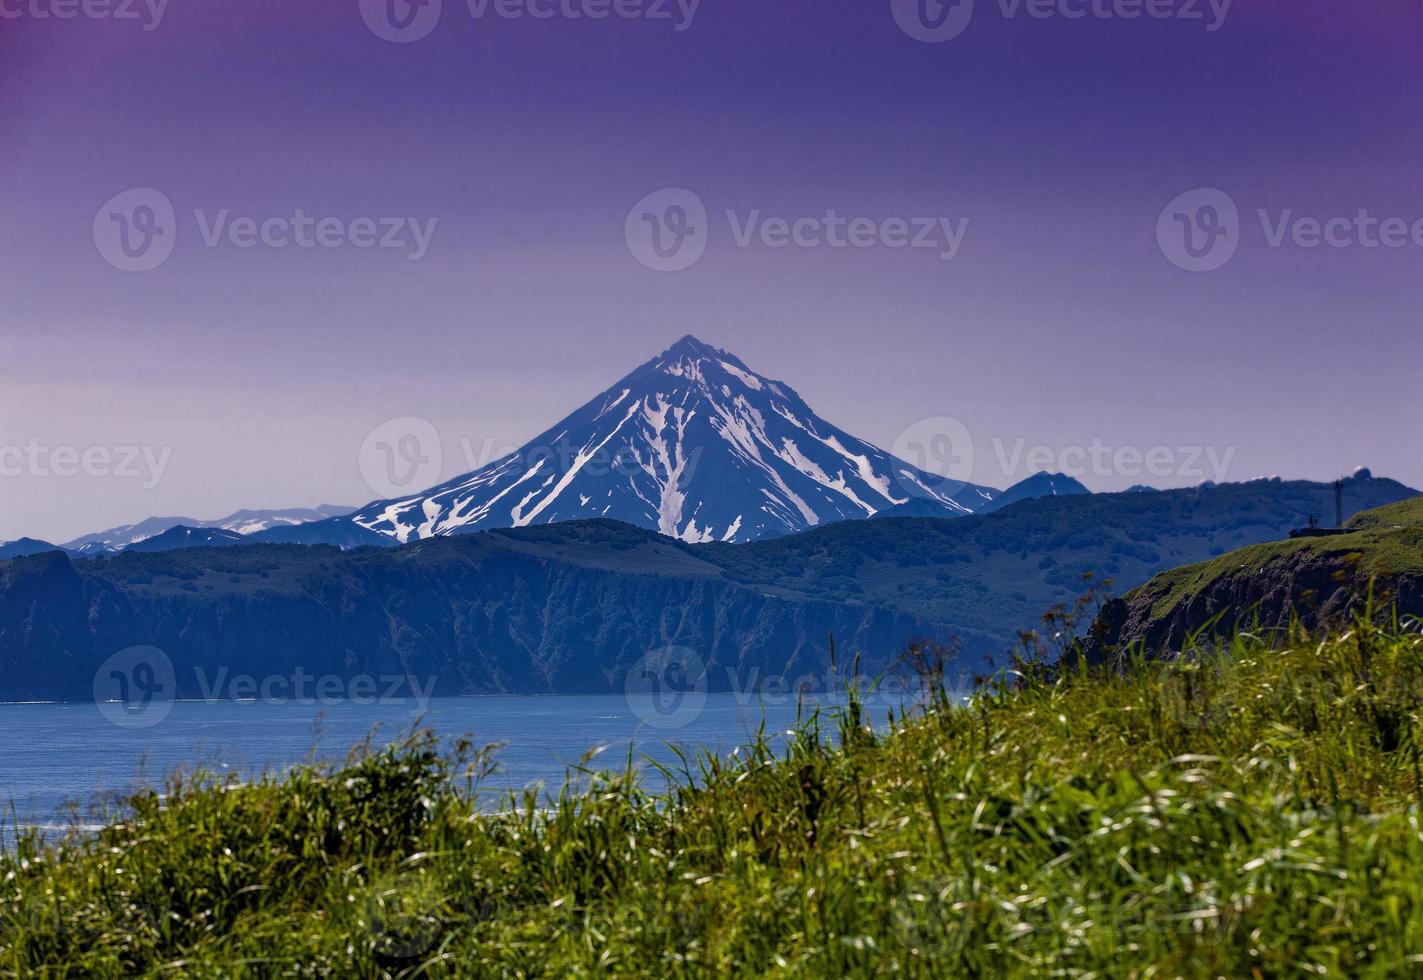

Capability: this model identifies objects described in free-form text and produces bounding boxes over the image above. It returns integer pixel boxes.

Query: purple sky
[2,0,1421,543]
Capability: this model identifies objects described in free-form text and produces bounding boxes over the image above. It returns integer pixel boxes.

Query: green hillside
[1348,495,1423,530]
[1144,527,1423,621]
[1147,499,1423,620]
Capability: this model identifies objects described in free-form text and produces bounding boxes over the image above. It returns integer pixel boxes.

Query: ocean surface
[1,690,919,845]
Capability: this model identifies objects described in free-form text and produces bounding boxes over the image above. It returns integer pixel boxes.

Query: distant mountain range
[1,470,1085,561]
[1,474,1415,701]
[0,539,68,561]
[121,526,249,553]
[59,506,354,553]
[0,507,354,562]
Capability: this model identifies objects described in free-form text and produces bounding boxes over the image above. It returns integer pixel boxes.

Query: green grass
[6,621,1423,977]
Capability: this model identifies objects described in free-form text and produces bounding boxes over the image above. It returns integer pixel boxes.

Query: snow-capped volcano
[349,336,997,544]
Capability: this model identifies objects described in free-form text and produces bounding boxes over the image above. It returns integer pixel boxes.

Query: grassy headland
[5,620,1423,977]
[1079,498,1423,659]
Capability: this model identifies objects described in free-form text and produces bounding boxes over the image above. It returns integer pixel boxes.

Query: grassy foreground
[6,624,1423,977]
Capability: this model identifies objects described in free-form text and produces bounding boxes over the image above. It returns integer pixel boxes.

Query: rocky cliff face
[0,525,936,702]
[1081,526,1423,662]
